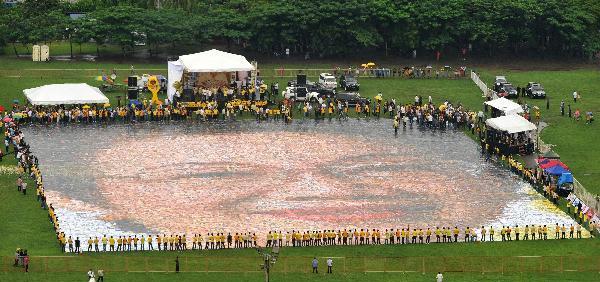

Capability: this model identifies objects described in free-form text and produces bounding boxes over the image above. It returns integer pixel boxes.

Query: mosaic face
[25,121,585,242]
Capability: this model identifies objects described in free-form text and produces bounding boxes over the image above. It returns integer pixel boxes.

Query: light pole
[65,27,73,59]
[257,245,279,282]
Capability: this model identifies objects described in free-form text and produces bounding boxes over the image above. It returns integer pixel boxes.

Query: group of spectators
[59,221,596,254]
[480,142,599,237]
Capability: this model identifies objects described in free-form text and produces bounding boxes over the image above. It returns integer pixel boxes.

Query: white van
[319,73,337,90]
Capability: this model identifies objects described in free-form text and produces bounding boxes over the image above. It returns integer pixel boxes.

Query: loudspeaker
[128,76,138,87]
[183,88,194,101]
[127,87,138,100]
[297,74,307,86]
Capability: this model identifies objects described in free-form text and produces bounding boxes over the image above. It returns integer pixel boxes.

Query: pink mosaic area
[31,122,581,242]
[49,131,508,234]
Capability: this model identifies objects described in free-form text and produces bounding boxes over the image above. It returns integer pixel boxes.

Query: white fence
[470,71,494,98]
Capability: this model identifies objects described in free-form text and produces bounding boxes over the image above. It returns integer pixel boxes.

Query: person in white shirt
[573,91,578,103]
[436,272,443,282]
[326,258,333,274]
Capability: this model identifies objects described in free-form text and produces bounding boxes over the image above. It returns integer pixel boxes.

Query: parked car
[498,83,518,98]
[318,73,337,90]
[526,82,546,98]
[339,74,359,91]
[335,92,368,107]
[493,75,508,93]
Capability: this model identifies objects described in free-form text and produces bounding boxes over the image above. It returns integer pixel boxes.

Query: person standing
[560,100,565,116]
[312,257,318,273]
[75,237,81,253]
[23,255,29,272]
[175,256,180,273]
[21,181,27,195]
[326,258,333,274]
[97,269,104,282]
[16,176,22,192]
[573,91,578,103]
[436,272,444,282]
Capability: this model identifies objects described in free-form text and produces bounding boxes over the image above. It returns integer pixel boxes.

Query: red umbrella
[0,105,5,112]
[3,117,12,123]
[539,160,568,170]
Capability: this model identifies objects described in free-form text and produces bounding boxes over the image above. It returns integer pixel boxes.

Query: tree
[89,6,147,56]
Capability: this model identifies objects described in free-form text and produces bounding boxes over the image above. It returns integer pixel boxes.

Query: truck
[318,73,337,90]
[282,86,319,102]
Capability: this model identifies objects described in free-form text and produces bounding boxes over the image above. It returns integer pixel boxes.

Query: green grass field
[1,55,599,281]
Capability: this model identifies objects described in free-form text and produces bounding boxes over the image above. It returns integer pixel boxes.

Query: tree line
[1,0,599,59]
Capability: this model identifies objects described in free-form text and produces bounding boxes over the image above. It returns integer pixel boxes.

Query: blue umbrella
[558,173,573,186]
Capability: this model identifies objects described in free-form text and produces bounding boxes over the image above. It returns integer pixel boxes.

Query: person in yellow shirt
[426,228,432,244]
[133,235,139,251]
[359,229,365,245]
[109,236,115,252]
[561,224,567,239]
[147,235,153,251]
[524,225,529,240]
[453,227,459,242]
[94,236,99,252]
[569,224,575,239]
[435,227,441,243]
[156,235,162,251]
[543,225,548,240]
[116,236,122,252]
[87,237,93,252]
[101,235,108,252]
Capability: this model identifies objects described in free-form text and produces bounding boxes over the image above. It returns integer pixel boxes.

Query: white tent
[167,49,255,101]
[23,83,109,105]
[484,97,523,115]
[485,115,537,134]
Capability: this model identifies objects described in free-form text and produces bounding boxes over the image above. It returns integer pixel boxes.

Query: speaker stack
[127,87,138,100]
[297,74,307,86]
[127,76,138,100]
[182,88,194,102]
[128,76,138,87]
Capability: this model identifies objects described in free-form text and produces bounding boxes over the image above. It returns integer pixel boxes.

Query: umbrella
[12,113,22,120]
[103,103,111,107]
[360,64,368,68]
[544,165,570,175]
[3,116,12,123]
[12,99,19,104]
[82,105,91,109]
[367,62,376,67]
[374,94,382,101]
[96,76,104,81]
[0,105,4,112]
[539,160,568,170]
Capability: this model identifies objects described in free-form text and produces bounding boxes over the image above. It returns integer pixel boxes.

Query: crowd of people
[50,221,597,254]
[5,89,483,131]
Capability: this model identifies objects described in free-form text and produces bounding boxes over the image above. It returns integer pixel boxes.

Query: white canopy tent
[167,49,255,101]
[23,83,109,105]
[484,97,523,115]
[485,115,537,134]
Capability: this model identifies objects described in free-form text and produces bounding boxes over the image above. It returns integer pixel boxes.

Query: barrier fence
[272,68,469,79]
[3,255,599,274]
